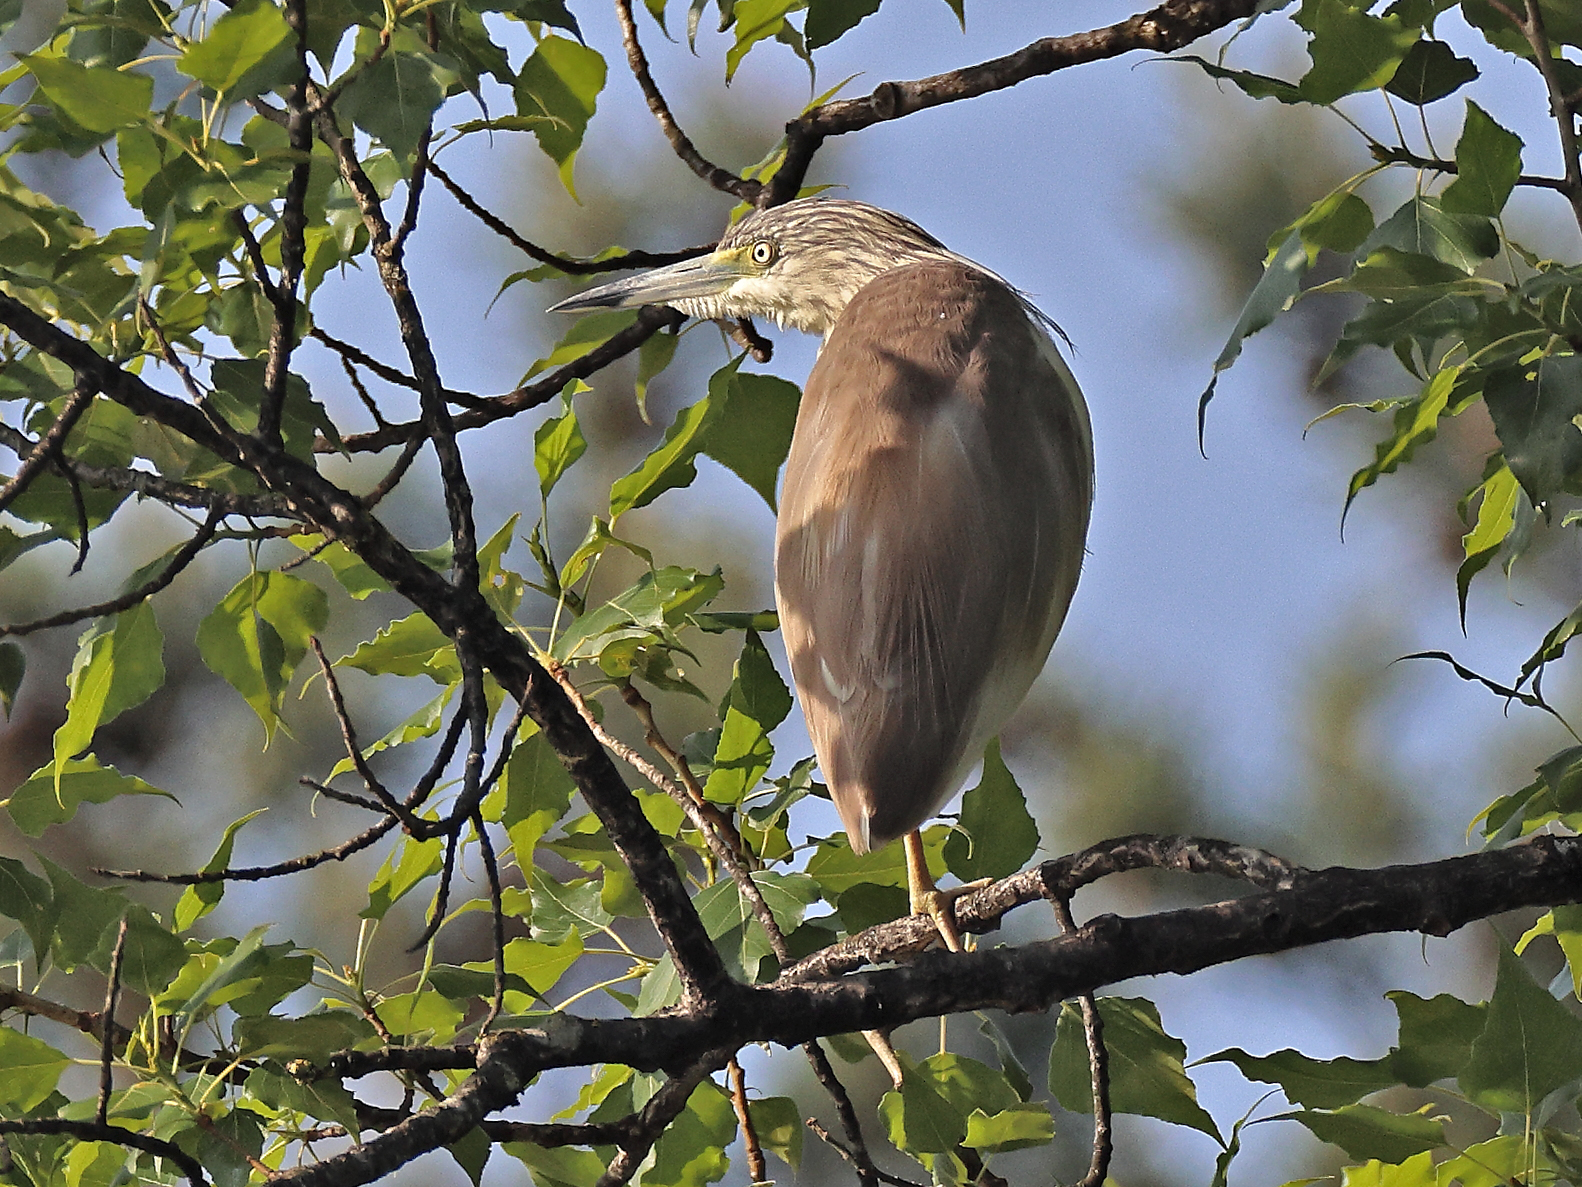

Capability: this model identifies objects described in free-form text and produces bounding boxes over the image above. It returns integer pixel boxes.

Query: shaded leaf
[943,737,1039,881]
[701,369,800,511]
[1296,0,1417,102]
[1483,356,1582,509]
[1202,1045,1396,1109]
[197,571,329,738]
[514,35,604,197]
[1280,1104,1444,1163]
[1460,945,1582,1112]
[1051,997,1221,1139]
[1441,101,1523,217]
[22,52,152,133]
[1383,38,1477,103]
[6,755,170,837]
[52,602,164,783]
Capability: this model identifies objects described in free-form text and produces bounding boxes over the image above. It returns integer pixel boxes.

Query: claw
[904,832,991,952]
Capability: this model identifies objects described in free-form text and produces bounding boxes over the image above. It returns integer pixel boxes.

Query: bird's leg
[905,831,990,953]
[862,1029,906,1089]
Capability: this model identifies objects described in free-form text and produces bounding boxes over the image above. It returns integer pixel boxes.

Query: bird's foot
[911,878,992,953]
[862,1029,906,1089]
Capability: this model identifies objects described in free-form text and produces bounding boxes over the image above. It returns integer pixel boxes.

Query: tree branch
[328,306,685,455]
[767,0,1263,204]
[613,0,755,200]
[1,506,223,638]
[425,157,715,275]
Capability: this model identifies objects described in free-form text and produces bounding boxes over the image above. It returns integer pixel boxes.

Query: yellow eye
[750,240,776,266]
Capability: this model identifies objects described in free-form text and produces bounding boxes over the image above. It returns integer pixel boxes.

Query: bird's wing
[775,262,1093,852]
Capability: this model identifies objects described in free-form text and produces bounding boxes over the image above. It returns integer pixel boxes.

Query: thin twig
[0,381,95,515]
[1369,143,1569,192]
[391,124,433,262]
[473,809,507,1032]
[328,306,685,454]
[0,1121,207,1187]
[426,156,716,274]
[806,1119,922,1187]
[338,351,389,427]
[612,0,756,200]
[1048,895,1111,1187]
[1,506,223,638]
[727,1057,768,1184]
[802,1040,880,1187]
[95,917,129,1127]
[555,667,788,964]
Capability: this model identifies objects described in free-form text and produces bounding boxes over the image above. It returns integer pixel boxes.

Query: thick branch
[278,835,1582,1187]
[768,0,1263,203]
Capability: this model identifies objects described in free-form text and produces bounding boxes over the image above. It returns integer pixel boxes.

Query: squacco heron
[551,198,1094,948]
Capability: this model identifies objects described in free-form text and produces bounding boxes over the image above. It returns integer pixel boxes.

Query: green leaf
[1281,1104,1443,1163]
[1433,1135,1558,1187]
[197,571,329,738]
[1456,463,1519,621]
[496,727,575,870]
[1338,1151,1436,1187]
[701,369,800,512]
[1484,356,1582,509]
[174,809,266,931]
[609,368,729,520]
[245,1064,360,1131]
[1441,101,1523,217]
[1174,55,1305,103]
[339,33,457,161]
[0,855,54,968]
[1208,230,1310,385]
[0,641,23,717]
[499,933,583,1001]
[22,52,153,133]
[52,602,164,783]
[943,737,1039,881]
[726,0,799,79]
[1296,0,1417,103]
[362,834,443,920]
[1386,990,1486,1086]
[39,857,125,972]
[6,756,170,836]
[804,0,880,48]
[1343,365,1461,519]
[117,905,186,996]
[1460,945,1582,1112]
[513,35,605,198]
[339,611,460,683]
[234,1010,373,1061]
[535,390,587,497]
[880,1066,968,1155]
[961,1102,1055,1153]
[1360,195,1497,271]
[1051,997,1221,1139]
[0,1027,69,1110]
[1383,38,1477,103]
[179,1,295,96]
[292,535,389,600]
[747,1095,803,1168]
[702,630,791,806]
[505,1142,609,1187]
[1199,1045,1396,1109]
[646,1081,736,1187]
[529,871,612,943]
[1339,246,1477,298]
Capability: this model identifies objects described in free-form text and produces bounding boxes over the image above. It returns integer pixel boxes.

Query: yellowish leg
[863,1029,906,1089]
[904,831,990,953]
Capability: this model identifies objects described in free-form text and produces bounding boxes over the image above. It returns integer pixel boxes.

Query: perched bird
[551,198,1094,947]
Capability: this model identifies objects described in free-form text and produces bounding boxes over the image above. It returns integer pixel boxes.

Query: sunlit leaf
[943,737,1039,881]
[514,35,605,197]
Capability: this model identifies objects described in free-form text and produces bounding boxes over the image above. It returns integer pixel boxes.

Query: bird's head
[547,198,968,338]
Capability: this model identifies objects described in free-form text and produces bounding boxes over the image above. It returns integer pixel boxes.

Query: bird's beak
[546,252,746,313]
